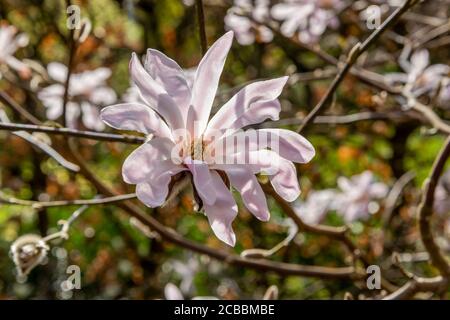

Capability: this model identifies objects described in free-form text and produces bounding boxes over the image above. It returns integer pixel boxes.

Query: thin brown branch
[0,91,41,125]
[0,191,136,209]
[418,135,450,276]
[383,276,447,300]
[410,101,450,135]
[0,122,145,144]
[297,0,419,133]
[195,0,207,55]
[62,0,77,127]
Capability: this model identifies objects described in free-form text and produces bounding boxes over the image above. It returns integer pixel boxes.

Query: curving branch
[417,136,450,276]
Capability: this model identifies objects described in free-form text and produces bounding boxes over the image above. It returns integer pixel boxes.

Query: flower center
[191,138,204,161]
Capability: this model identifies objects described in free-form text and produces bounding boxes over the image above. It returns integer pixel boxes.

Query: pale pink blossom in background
[438,77,450,106]
[0,24,30,78]
[224,0,273,45]
[164,283,185,300]
[294,189,337,225]
[38,62,116,130]
[385,49,450,99]
[171,257,199,294]
[271,0,343,44]
[101,32,315,246]
[334,171,388,222]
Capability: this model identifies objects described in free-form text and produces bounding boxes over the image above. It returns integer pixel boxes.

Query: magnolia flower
[224,0,273,45]
[0,24,30,78]
[385,49,450,99]
[271,0,342,44]
[101,32,315,246]
[294,189,337,224]
[335,171,388,222]
[38,62,116,130]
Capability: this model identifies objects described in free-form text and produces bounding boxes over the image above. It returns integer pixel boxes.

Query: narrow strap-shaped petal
[225,166,270,221]
[203,170,238,246]
[136,162,187,208]
[164,284,184,300]
[47,62,68,83]
[90,86,117,105]
[210,128,315,164]
[205,77,287,138]
[213,150,300,202]
[129,53,184,131]
[122,138,177,184]
[269,158,300,202]
[81,102,104,131]
[189,31,234,137]
[185,158,217,205]
[136,175,172,208]
[101,103,172,138]
[145,49,191,114]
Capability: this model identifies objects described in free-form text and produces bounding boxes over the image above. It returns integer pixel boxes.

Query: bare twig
[0,122,145,144]
[0,109,80,172]
[382,170,416,225]
[0,91,41,125]
[418,136,450,276]
[61,0,77,127]
[0,191,136,209]
[195,0,207,55]
[297,0,419,133]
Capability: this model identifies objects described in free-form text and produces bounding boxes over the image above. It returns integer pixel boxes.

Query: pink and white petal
[213,150,300,202]
[122,138,176,184]
[203,170,238,246]
[129,53,184,130]
[257,129,315,163]
[212,129,315,164]
[189,31,234,136]
[269,158,300,202]
[145,49,191,112]
[337,176,353,193]
[135,164,186,207]
[136,175,171,208]
[5,56,31,76]
[225,167,270,221]
[81,102,104,131]
[65,102,81,129]
[80,68,112,87]
[410,49,429,74]
[184,158,217,205]
[90,86,117,105]
[101,103,172,138]
[205,77,288,136]
[47,62,68,82]
[164,284,184,300]
[369,182,389,198]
